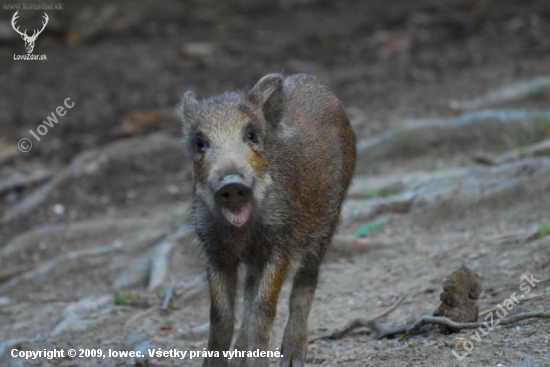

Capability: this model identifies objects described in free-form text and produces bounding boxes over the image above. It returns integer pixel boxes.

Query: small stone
[53,203,65,215]
[183,42,215,58]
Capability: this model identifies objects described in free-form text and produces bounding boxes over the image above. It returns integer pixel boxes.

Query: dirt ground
[1,0,550,366]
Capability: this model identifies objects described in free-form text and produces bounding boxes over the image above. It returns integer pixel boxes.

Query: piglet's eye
[247,127,258,144]
[194,135,208,153]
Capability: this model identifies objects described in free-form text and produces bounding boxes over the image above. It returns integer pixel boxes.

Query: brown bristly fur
[180,73,356,367]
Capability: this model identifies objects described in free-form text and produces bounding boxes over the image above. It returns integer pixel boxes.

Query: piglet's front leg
[203,264,238,367]
[246,258,289,367]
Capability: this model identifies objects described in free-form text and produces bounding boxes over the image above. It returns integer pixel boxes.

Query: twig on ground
[309,293,407,343]
[385,312,550,341]
[315,311,550,343]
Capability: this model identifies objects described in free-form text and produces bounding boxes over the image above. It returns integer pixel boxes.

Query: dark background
[1,0,549,238]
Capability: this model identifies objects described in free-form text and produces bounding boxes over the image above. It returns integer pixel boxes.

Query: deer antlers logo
[11,11,49,54]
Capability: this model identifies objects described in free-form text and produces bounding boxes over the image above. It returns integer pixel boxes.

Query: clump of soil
[433,265,482,331]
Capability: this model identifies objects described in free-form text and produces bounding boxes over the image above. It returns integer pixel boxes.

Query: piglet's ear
[248,73,284,127]
[179,91,198,136]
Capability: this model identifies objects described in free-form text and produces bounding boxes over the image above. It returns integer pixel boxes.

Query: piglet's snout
[214,175,252,210]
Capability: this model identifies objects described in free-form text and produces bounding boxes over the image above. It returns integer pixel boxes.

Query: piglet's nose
[215,175,252,209]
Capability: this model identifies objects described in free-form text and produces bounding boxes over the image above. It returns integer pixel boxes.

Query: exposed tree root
[161,280,174,314]
[449,76,550,111]
[1,214,192,296]
[174,275,208,303]
[356,109,550,161]
[1,133,181,224]
[112,225,193,291]
[147,240,175,292]
[0,265,32,283]
[148,226,193,292]
[411,157,550,213]
[0,169,53,196]
[0,230,167,293]
[347,168,467,199]
[343,158,550,227]
[342,193,415,223]
[474,138,550,166]
[1,217,150,258]
[51,295,113,336]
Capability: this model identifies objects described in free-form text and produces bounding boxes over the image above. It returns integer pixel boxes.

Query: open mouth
[221,204,251,228]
